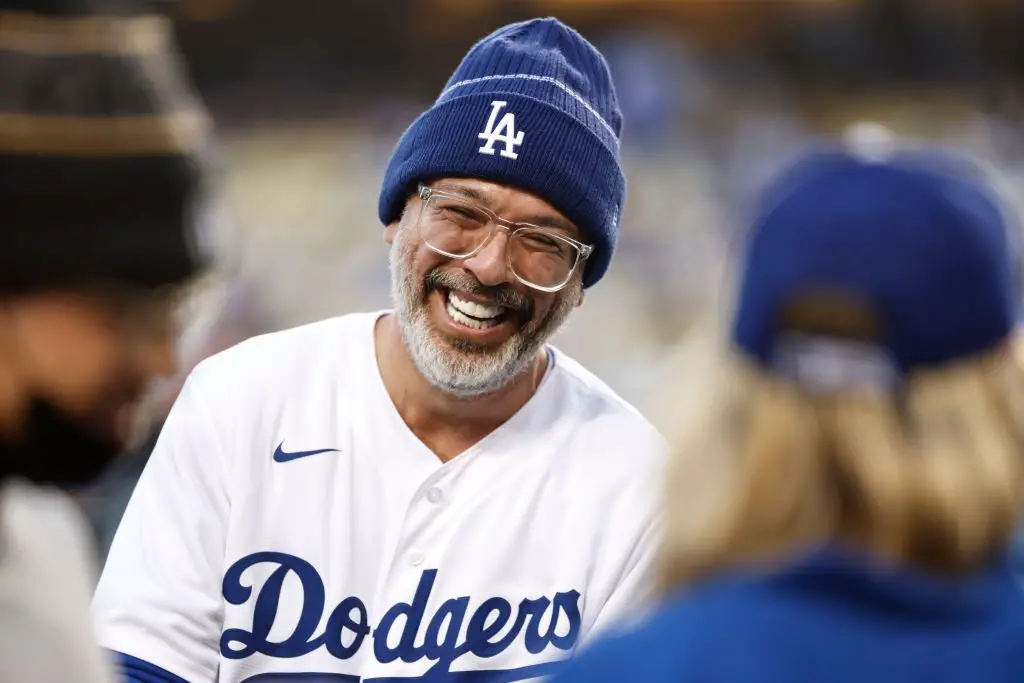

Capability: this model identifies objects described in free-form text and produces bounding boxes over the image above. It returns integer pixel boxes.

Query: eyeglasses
[415,184,592,293]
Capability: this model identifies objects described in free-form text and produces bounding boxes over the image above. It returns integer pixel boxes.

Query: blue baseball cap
[732,147,1020,383]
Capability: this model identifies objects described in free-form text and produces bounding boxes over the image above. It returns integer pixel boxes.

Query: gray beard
[388,229,577,398]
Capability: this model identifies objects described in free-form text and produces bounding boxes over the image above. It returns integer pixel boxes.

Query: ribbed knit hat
[733,147,1019,389]
[378,18,625,288]
[0,0,214,290]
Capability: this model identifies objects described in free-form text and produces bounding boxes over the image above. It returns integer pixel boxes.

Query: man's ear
[575,289,585,308]
[385,197,416,246]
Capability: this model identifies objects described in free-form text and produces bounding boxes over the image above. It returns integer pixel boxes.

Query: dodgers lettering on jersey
[221,553,580,680]
[92,312,666,682]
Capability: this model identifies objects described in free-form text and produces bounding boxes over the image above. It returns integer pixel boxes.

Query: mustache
[424,267,533,314]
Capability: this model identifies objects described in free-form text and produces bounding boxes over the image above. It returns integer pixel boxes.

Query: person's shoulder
[1,480,95,569]
[0,483,116,682]
[0,481,109,638]
[548,347,667,469]
[187,311,381,393]
[547,592,709,683]
[197,311,377,373]
[549,577,767,683]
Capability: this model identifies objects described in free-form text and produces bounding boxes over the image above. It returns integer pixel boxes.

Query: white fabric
[0,479,115,683]
[93,311,666,682]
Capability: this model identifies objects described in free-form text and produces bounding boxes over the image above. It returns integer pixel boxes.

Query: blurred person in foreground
[80,276,276,563]
[549,147,1024,683]
[0,0,213,681]
[93,17,665,683]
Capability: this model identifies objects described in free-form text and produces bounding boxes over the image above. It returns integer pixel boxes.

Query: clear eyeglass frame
[414,184,592,293]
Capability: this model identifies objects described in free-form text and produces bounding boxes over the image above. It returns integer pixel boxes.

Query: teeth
[447,302,495,329]
[448,292,503,320]
[446,292,504,330]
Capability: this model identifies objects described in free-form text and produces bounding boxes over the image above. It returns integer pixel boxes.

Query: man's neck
[374,314,548,461]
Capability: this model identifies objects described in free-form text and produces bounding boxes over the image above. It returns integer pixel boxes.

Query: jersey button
[426,486,445,504]
[409,550,425,566]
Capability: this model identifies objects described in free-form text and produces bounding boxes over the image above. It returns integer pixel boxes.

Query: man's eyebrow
[432,182,580,237]
[432,182,488,203]
[521,213,578,235]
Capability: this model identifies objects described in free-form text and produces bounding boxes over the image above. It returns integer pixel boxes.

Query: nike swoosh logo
[273,442,340,463]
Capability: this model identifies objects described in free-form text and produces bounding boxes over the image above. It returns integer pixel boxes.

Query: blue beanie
[733,147,1019,382]
[378,18,625,288]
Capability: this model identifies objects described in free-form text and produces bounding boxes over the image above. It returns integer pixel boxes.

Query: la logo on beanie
[478,100,524,159]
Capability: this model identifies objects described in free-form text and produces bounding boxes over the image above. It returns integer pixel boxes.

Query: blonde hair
[656,312,1024,594]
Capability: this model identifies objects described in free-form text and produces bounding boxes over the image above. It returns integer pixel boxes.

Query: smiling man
[93,17,666,682]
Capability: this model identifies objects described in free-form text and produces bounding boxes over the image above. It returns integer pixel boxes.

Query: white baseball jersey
[92,311,666,682]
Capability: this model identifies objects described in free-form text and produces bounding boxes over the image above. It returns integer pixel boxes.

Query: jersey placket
[360,451,479,679]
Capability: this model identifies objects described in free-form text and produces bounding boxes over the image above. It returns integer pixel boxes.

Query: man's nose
[461,229,513,287]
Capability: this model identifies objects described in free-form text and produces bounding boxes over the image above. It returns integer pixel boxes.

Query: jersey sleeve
[583,503,661,642]
[91,365,230,682]
[579,424,667,645]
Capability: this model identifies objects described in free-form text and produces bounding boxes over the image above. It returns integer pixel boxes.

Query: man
[0,1,214,681]
[94,18,665,682]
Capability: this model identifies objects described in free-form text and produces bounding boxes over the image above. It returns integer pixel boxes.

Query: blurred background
[77,0,1024,561]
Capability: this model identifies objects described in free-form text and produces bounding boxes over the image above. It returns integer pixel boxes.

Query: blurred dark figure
[80,277,276,563]
[0,0,214,680]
